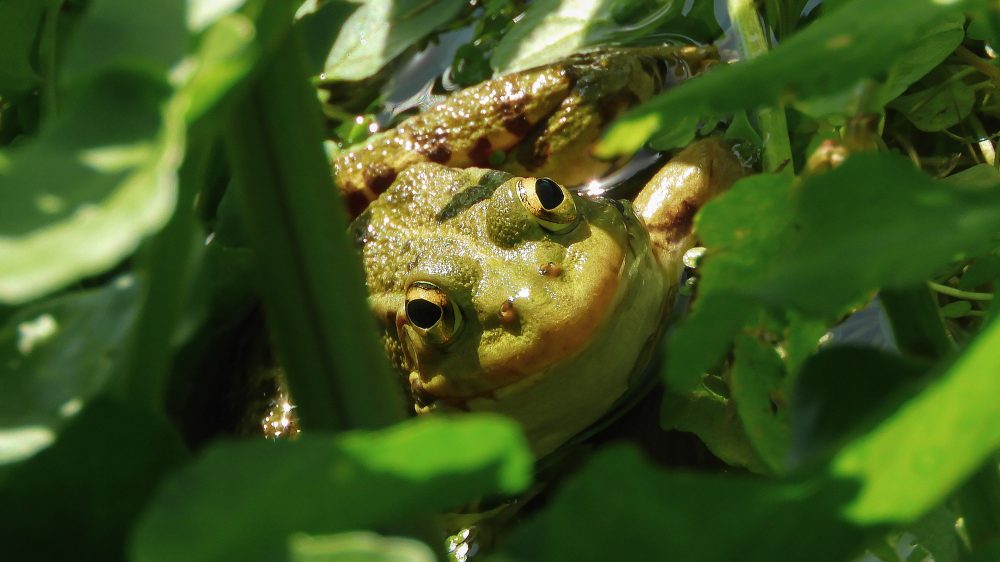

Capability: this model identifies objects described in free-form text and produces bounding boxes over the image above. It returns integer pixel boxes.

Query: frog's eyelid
[516,178,579,233]
[404,281,463,344]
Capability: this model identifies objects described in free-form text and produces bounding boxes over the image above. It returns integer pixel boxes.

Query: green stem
[38,1,63,119]
[727,0,793,176]
[224,29,404,432]
[113,139,211,413]
[929,282,994,301]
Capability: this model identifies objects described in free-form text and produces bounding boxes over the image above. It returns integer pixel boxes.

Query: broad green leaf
[507,316,1000,560]
[297,0,359,75]
[503,445,867,562]
[60,0,186,87]
[289,532,435,562]
[831,317,1000,524]
[0,278,139,464]
[322,0,467,81]
[730,334,789,473]
[0,72,184,303]
[890,78,976,132]
[699,153,1000,315]
[789,347,928,467]
[491,0,678,74]
[0,396,186,561]
[131,416,533,562]
[598,0,984,156]
[660,372,769,473]
[794,16,965,118]
[0,0,45,98]
[666,152,1000,390]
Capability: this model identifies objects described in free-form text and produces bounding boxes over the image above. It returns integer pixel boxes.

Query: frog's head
[359,164,667,457]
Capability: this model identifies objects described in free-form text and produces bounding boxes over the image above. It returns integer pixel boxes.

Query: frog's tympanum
[335,47,742,458]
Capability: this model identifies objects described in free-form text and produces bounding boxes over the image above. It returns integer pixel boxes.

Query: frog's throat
[429,223,667,458]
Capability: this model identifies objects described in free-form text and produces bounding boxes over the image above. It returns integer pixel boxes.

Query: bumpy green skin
[354,164,666,458]
[333,47,716,217]
[339,46,734,459]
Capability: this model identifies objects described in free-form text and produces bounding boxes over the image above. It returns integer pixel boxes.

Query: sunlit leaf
[131,416,533,562]
[0,73,184,303]
[491,0,678,74]
[598,0,984,156]
[289,532,435,562]
[322,0,467,81]
[0,278,139,462]
[831,317,1000,524]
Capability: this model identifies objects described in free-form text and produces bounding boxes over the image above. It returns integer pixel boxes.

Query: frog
[331,46,743,459]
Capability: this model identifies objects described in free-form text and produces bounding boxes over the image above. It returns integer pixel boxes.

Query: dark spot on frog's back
[469,137,493,166]
[654,198,699,241]
[503,114,532,137]
[435,171,508,221]
[343,188,370,219]
[425,143,452,164]
[364,164,397,194]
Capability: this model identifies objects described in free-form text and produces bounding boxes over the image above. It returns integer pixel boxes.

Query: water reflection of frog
[336,47,743,458]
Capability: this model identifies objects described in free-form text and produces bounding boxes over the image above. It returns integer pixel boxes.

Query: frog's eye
[404,282,462,345]
[517,177,578,232]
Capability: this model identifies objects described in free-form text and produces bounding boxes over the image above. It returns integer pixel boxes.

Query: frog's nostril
[608,198,625,213]
[535,178,564,210]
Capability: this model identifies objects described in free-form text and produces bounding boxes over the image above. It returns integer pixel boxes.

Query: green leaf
[131,416,533,562]
[296,0,359,76]
[794,16,965,118]
[0,0,45,98]
[224,30,404,430]
[660,372,769,472]
[289,532,436,562]
[322,0,467,81]
[831,316,1000,524]
[730,334,789,473]
[60,0,186,87]
[0,72,184,303]
[0,278,139,463]
[598,0,983,156]
[890,78,976,132]
[503,445,867,562]
[700,153,1000,316]
[789,346,928,467]
[491,0,678,74]
[0,396,187,561]
[907,504,962,562]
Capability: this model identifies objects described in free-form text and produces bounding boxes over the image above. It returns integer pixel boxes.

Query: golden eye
[404,282,462,345]
[517,177,578,232]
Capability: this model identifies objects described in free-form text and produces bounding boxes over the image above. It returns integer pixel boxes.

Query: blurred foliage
[1,0,999,561]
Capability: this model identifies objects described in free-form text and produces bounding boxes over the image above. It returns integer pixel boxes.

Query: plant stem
[929,282,994,301]
[224,28,404,432]
[38,1,64,119]
[727,0,793,176]
[113,138,210,414]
